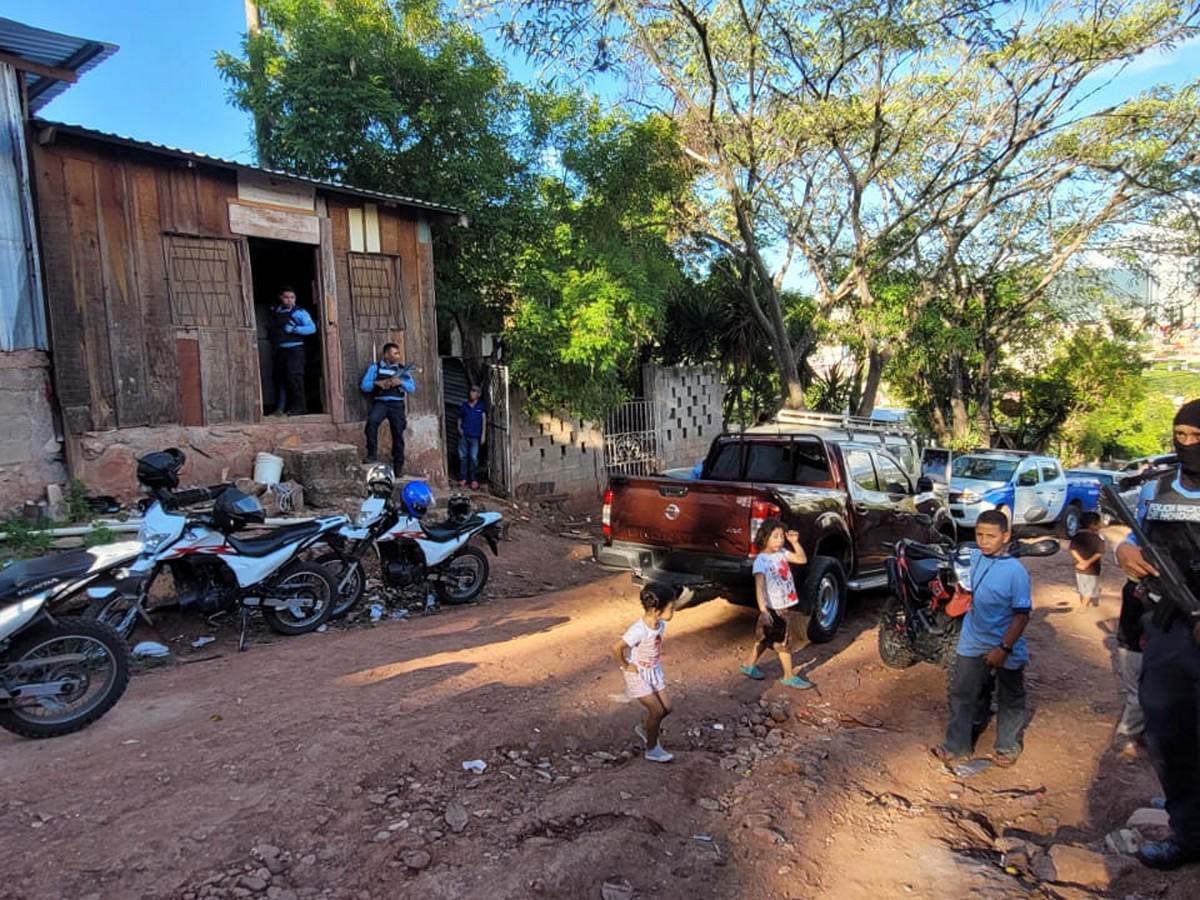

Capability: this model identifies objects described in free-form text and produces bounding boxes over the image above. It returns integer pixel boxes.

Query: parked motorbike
[316,466,503,617]
[0,547,133,738]
[878,536,1059,669]
[96,450,348,650]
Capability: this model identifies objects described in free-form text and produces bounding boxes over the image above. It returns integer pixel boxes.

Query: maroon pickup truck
[594,430,954,642]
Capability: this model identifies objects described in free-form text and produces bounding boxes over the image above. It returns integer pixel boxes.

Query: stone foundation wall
[0,350,66,508]
[72,411,446,502]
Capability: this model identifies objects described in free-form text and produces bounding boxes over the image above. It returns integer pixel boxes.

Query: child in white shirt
[740,518,815,689]
[611,582,676,763]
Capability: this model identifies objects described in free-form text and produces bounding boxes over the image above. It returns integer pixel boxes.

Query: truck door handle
[658,485,689,498]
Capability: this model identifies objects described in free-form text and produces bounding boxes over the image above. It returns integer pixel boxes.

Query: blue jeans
[458,435,480,483]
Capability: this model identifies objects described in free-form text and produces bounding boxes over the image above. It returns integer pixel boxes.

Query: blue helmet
[401,480,433,518]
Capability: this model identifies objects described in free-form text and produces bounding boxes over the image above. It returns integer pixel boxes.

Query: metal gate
[604,400,660,477]
[486,364,513,496]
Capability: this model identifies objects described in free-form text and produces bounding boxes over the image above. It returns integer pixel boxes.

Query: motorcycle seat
[0,549,99,601]
[421,514,484,542]
[226,521,324,557]
[903,542,949,561]
[908,558,945,583]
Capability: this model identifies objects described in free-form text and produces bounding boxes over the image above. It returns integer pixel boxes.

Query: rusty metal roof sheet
[33,118,468,222]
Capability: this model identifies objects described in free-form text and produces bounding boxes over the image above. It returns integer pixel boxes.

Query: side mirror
[916,476,934,494]
[886,481,908,496]
[1023,505,1049,523]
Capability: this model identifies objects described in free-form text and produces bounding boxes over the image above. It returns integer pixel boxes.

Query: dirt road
[0,545,1192,899]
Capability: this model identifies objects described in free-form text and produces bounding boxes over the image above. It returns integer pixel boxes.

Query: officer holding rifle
[1115,399,1200,870]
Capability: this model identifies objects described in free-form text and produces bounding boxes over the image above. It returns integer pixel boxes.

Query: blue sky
[8,1,1199,167]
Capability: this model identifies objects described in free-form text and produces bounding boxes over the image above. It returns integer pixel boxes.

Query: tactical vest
[1143,468,1200,601]
[373,360,406,402]
[268,307,299,348]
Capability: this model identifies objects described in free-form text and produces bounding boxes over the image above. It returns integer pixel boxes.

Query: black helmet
[137,448,186,490]
[212,488,266,533]
[447,493,472,522]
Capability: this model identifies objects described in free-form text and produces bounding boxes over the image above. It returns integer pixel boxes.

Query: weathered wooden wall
[32,134,442,448]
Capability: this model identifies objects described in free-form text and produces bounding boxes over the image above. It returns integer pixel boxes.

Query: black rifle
[1104,463,1200,628]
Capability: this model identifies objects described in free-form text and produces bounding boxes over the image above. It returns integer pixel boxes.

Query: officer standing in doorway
[268,285,317,416]
[1116,399,1200,871]
[360,342,414,473]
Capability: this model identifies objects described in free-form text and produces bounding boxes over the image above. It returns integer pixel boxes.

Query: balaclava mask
[1173,399,1200,476]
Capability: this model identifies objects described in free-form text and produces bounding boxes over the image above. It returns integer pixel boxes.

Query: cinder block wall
[642,364,726,470]
[509,364,725,503]
[0,350,66,507]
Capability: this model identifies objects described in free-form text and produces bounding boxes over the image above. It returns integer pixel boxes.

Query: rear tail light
[602,489,613,541]
[748,498,781,557]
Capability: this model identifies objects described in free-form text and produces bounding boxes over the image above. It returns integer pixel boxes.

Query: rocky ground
[0,525,1193,900]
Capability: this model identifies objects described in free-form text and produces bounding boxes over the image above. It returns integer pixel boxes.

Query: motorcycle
[0,547,133,738]
[96,450,348,650]
[878,536,1060,669]
[315,468,503,617]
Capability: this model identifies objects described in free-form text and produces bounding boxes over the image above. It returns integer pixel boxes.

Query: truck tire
[878,600,918,669]
[804,556,848,644]
[1058,502,1082,539]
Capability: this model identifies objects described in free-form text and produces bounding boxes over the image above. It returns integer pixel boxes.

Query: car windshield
[952,455,1018,482]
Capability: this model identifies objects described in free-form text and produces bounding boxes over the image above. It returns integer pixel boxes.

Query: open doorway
[247,237,324,416]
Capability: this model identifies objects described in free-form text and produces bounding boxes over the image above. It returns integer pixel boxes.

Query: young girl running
[740,518,815,690]
[612,583,676,763]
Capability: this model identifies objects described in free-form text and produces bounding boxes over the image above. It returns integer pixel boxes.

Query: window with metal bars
[348,252,404,331]
[163,235,248,328]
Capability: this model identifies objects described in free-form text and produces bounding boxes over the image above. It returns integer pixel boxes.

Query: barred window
[348,253,404,330]
[163,235,247,328]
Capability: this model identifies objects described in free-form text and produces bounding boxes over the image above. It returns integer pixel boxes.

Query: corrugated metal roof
[0,16,117,112]
[33,118,469,222]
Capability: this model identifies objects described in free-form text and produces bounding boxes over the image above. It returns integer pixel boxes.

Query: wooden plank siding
[31,133,440,440]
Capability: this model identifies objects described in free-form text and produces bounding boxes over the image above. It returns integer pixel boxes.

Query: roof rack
[969,447,1034,456]
[772,409,915,438]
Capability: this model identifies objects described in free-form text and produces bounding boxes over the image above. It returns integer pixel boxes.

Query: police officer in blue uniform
[1117,398,1200,871]
[360,342,414,473]
[268,285,317,416]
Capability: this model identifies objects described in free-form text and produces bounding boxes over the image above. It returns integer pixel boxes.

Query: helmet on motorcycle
[212,488,266,533]
[401,480,434,518]
[137,448,186,490]
[365,462,394,498]
[447,493,472,523]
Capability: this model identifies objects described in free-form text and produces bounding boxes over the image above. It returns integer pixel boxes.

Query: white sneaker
[644,745,674,763]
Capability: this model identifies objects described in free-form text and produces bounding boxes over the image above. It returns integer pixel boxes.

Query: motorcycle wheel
[933,619,963,668]
[435,546,489,605]
[314,552,366,619]
[260,561,336,635]
[0,617,131,739]
[877,601,919,669]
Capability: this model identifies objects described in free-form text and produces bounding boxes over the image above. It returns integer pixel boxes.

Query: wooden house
[28,120,465,496]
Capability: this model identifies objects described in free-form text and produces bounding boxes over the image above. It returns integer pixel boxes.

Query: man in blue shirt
[933,508,1032,767]
[360,342,412,473]
[456,384,486,488]
[268,285,317,416]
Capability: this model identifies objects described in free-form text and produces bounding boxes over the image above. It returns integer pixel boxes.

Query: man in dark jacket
[268,285,316,416]
[1116,399,1200,870]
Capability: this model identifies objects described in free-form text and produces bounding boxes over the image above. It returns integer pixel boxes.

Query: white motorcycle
[0,544,137,738]
[101,487,349,650]
[316,471,503,617]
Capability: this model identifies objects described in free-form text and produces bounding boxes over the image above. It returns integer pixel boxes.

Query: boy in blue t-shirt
[456,385,487,488]
[933,509,1032,767]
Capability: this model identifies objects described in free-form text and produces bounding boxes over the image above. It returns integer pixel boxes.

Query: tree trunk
[975,339,995,448]
[950,362,971,444]
[855,346,891,417]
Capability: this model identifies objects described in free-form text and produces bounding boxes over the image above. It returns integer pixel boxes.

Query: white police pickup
[948,451,1101,537]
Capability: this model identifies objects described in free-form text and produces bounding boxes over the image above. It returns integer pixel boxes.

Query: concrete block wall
[511,391,605,502]
[642,364,726,469]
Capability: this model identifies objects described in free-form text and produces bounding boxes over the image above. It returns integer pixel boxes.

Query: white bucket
[254,452,284,486]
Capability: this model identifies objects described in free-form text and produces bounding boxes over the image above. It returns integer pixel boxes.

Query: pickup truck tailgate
[609,477,753,557]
